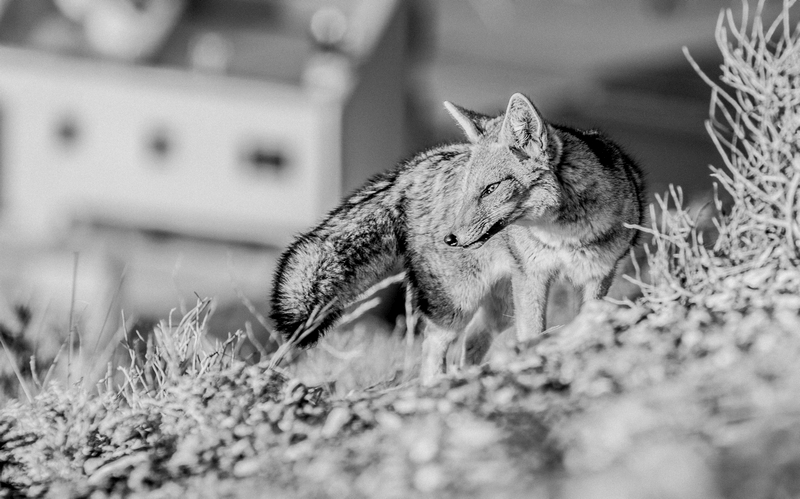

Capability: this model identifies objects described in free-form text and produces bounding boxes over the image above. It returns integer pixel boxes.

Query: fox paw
[484,329,521,370]
[462,331,493,366]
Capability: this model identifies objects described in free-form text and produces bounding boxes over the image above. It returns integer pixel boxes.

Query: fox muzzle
[444,219,507,249]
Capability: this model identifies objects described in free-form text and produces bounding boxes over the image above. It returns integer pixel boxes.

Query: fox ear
[500,93,546,156]
[443,101,484,143]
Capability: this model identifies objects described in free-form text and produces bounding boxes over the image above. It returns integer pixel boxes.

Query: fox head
[442,93,562,249]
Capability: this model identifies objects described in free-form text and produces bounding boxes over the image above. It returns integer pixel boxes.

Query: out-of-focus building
[0,0,406,246]
[0,0,407,337]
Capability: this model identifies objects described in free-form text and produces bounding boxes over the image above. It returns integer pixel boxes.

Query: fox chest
[506,227,621,283]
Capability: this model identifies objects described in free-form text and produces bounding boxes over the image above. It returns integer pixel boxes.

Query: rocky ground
[2,273,800,499]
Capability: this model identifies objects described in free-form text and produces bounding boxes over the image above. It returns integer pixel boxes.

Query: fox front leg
[578,272,615,305]
[461,280,514,366]
[420,320,458,385]
[511,271,552,342]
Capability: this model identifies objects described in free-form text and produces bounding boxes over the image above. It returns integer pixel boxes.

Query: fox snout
[444,218,507,249]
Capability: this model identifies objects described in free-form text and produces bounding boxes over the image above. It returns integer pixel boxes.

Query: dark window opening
[147,127,173,161]
[242,144,287,172]
[55,115,80,148]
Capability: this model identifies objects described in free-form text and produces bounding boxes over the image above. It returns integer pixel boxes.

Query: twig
[0,333,33,402]
[245,321,269,360]
[227,253,280,345]
[68,252,79,386]
[92,265,127,359]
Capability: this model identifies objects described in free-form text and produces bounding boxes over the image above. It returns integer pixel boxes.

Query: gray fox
[271,93,645,383]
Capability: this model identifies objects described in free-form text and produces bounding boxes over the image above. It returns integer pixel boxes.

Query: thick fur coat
[271,93,645,382]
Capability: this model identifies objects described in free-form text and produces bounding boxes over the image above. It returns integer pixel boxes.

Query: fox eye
[481,181,500,197]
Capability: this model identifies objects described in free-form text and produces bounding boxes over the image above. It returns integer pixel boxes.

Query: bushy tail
[270,172,403,348]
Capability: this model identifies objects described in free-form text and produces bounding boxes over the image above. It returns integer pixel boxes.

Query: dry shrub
[631,0,800,311]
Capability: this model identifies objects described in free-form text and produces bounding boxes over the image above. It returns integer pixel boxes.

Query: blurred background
[0,0,781,366]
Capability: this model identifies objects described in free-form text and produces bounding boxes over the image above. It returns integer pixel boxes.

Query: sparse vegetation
[2,1,800,497]
[636,0,800,313]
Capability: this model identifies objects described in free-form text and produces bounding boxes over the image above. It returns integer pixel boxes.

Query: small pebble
[409,436,438,464]
[233,458,261,478]
[321,407,351,438]
[413,464,445,492]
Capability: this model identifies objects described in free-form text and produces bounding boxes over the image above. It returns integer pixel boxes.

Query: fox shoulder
[551,124,647,230]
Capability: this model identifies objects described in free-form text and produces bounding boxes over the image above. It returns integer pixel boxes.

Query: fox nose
[444,234,459,247]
